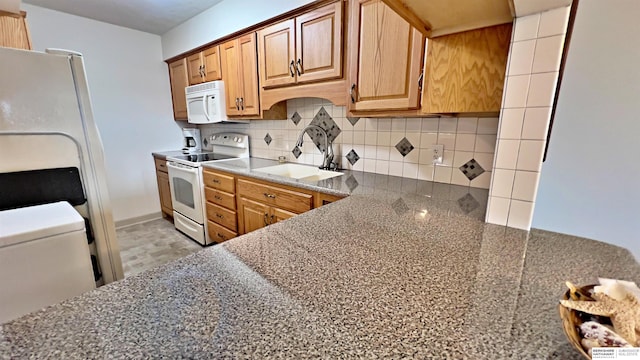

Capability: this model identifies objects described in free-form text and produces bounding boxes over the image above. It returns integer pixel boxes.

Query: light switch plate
[432,144,444,165]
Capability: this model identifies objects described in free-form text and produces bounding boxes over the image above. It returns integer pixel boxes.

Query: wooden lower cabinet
[207,221,238,244]
[153,157,173,218]
[204,168,238,243]
[271,207,297,224]
[238,197,271,234]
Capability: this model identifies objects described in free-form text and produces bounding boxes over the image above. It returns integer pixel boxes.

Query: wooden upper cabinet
[348,0,425,112]
[203,46,222,81]
[187,45,222,85]
[168,58,189,120]
[422,24,512,114]
[257,1,343,89]
[0,11,31,50]
[220,33,260,117]
[296,2,342,83]
[258,19,296,88]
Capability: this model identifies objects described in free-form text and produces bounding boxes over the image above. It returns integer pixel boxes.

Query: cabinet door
[156,170,173,216]
[187,53,204,85]
[220,39,243,116]
[238,197,270,234]
[422,24,512,114]
[168,58,189,120]
[271,207,297,224]
[349,0,424,111]
[258,19,296,88]
[237,33,260,116]
[295,2,343,83]
[203,45,222,81]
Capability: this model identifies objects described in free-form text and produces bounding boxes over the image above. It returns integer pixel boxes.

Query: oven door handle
[202,95,211,122]
[167,161,199,174]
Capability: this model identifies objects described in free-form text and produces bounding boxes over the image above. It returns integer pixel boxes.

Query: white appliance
[182,128,202,154]
[167,133,250,245]
[186,81,247,124]
[0,47,123,284]
[0,201,96,324]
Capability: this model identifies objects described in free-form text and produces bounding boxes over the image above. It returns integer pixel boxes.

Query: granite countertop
[4,160,638,359]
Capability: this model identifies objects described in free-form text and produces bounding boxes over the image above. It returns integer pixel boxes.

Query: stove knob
[237,137,243,143]
[233,137,239,142]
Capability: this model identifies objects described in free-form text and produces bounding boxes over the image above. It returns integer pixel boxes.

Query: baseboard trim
[115,212,164,229]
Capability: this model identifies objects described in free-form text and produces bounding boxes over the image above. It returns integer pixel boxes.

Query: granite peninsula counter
[2,159,639,359]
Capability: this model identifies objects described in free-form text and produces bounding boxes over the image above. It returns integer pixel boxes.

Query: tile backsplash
[200,98,499,189]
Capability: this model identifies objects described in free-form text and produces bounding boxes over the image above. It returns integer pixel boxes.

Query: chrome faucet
[295,125,336,170]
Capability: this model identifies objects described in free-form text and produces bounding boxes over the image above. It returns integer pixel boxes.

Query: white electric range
[166,133,249,245]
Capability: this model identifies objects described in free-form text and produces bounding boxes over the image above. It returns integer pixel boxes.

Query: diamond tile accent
[459,159,485,181]
[308,106,341,153]
[291,111,301,125]
[392,197,410,216]
[346,149,360,165]
[347,117,360,126]
[292,146,302,159]
[264,133,272,146]
[395,137,415,157]
[345,175,359,191]
[457,193,480,214]
[202,137,208,147]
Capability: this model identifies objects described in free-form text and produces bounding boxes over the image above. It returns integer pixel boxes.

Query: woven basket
[558,284,596,360]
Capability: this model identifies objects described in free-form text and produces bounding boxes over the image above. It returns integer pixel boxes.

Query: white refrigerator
[0,47,124,284]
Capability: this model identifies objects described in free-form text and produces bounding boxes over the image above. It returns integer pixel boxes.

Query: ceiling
[23,0,225,35]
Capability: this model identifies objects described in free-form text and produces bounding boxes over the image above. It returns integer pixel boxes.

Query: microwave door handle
[202,94,211,121]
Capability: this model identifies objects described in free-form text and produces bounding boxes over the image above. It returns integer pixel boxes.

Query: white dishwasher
[0,201,96,324]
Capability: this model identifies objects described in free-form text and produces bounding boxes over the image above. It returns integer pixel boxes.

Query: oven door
[167,162,204,224]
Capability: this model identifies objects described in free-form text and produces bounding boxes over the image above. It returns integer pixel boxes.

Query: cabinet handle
[212,179,221,184]
[295,59,302,76]
[235,98,239,110]
[264,213,269,226]
[214,195,223,201]
[270,214,275,224]
[263,193,276,199]
[289,60,295,77]
[216,213,224,219]
[418,71,424,90]
[200,65,204,77]
[240,97,244,110]
[217,233,226,240]
[350,84,356,104]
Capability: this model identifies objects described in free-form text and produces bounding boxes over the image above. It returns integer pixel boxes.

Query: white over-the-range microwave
[185,81,248,124]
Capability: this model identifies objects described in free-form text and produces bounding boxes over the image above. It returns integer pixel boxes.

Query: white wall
[23,4,183,223]
[533,0,640,260]
[161,0,313,59]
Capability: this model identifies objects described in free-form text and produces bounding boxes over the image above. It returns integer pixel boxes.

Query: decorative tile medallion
[291,111,301,126]
[264,133,272,146]
[392,197,410,216]
[457,193,480,214]
[459,159,485,181]
[202,137,208,147]
[347,117,360,126]
[345,175,359,192]
[308,107,341,153]
[395,137,415,157]
[292,146,302,159]
[346,149,360,165]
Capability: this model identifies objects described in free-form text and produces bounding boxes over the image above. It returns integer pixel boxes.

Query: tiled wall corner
[486,5,570,230]
[201,97,499,190]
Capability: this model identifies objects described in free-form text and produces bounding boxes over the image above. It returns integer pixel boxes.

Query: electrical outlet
[432,145,444,165]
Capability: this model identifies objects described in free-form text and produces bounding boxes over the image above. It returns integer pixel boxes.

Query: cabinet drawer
[203,169,235,193]
[206,202,237,231]
[207,220,237,244]
[237,178,312,214]
[204,187,236,210]
[154,158,168,172]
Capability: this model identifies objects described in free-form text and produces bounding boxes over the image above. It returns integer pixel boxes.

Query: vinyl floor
[116,218,203,277]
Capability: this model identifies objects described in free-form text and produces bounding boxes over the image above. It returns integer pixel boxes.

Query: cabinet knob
[350,84,356,104]
[217,233,226,240]
[216,213,224,219]
[295,59,302,76]
[214,195,222,201]
[289,60,295,77]
[212,179,221,184]
[263,193,276,199]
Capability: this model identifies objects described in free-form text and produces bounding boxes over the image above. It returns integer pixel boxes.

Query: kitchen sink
[254,163,343,182]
